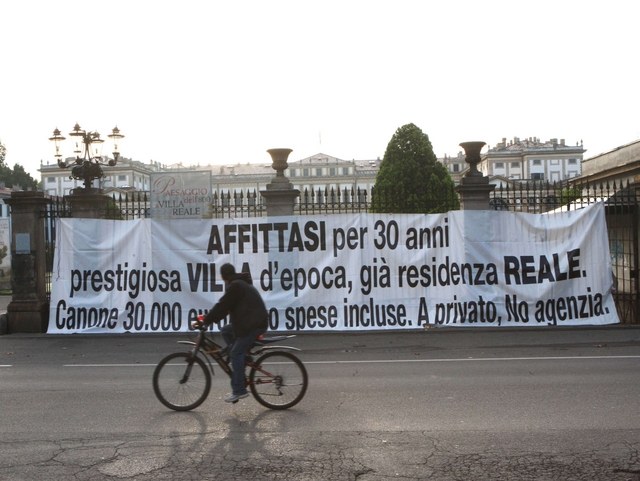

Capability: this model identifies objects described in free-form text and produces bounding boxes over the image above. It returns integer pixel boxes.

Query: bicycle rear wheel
[249,351,308,410]
[153,352,211,411]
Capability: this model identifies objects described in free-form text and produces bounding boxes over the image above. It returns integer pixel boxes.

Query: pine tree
[371,123,459,213]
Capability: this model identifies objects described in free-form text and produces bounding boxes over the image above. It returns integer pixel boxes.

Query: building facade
[287,154,378,201]
[479,137,585,182]
[39,157,167,196]
[440,151,467,184]
[38,153,381,202]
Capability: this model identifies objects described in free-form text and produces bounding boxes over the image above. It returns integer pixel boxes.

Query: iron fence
[40,180,639,323]
[489,179,636,213]
[295,187,372,215]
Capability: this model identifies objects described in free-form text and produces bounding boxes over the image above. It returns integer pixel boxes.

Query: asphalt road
[1,326,640,480]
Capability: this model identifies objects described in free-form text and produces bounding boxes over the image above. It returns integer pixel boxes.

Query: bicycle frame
[176,329,301,379]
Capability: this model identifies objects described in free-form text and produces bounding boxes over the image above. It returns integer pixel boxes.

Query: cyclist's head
[220,263,236,281]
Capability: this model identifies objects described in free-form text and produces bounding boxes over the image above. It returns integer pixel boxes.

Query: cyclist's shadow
[212,406,305,464]
[152,403,307,474]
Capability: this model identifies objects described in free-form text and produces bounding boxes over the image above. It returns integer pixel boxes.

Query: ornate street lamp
[49,123,124,192]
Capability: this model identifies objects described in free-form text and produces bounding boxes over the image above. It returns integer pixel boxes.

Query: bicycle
[153,324,308,411]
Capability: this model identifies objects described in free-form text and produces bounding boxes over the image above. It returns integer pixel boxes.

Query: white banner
[48,203,619,333]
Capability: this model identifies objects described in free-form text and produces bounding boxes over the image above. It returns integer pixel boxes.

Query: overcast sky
[1,1,638,179]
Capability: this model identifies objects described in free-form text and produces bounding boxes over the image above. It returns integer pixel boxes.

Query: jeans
[220,323,266,395]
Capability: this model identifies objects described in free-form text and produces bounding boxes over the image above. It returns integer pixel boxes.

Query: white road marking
[61,355,640,368]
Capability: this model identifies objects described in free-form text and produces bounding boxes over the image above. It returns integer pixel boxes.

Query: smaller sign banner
[150,171,212,219]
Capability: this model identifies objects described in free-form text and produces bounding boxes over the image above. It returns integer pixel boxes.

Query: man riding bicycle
[194,263,268,403]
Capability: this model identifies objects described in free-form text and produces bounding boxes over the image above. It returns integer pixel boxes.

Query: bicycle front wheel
[153,352,211,411]
[249,351,308,410]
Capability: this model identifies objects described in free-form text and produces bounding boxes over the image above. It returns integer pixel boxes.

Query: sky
[1,1,639,179]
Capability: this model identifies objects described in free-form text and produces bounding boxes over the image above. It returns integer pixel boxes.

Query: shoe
[225,392,249,403]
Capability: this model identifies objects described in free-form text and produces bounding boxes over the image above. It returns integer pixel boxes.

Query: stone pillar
[65,191,112,219]
[456,141,495,210]
[4,192,51,333]
[261,148,300,216]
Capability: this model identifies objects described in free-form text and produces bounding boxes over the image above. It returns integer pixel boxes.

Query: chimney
[560,139,565,146]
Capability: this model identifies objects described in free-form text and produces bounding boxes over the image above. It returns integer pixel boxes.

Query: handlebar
[193,315,207,331]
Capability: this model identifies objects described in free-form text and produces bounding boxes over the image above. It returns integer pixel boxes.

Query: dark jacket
[203,272,268,337]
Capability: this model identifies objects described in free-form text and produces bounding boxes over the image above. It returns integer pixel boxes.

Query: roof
[582,138,640,163]
[209,163,273,176]
[489,137,585,153]
[291,153,354,165]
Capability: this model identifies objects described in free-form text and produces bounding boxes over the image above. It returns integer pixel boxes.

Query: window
[531,173,544,181]
[568,159,577,165]
[453,164,459,172]
[533,159,542,166]
[329,168,336,176]
[316,168,322,176]
[118,175,127,181]
[303,168,309,177]
[47,177,55,183]
[289,169,296,177]
[343,167,349,175]
[511,162,520,168]
[495,162,504,169]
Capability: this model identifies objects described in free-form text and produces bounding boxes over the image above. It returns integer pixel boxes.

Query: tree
[371,123,459,213]
[559,186,582,206]
[0,139,38,191]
